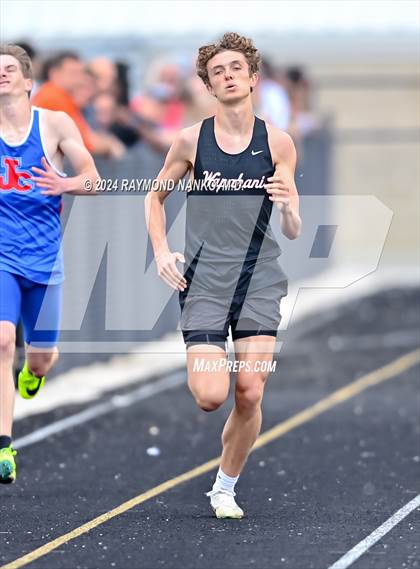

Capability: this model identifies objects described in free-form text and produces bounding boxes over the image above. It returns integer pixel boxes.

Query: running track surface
[1,286,419,569]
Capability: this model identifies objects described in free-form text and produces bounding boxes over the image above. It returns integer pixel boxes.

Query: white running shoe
[206,489,244,519]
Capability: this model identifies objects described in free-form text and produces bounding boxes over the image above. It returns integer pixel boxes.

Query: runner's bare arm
[31,112,100,196]
[266,127,301,240]
[145,126,197,291]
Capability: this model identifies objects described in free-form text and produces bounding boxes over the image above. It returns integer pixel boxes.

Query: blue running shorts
[0,270,62,347]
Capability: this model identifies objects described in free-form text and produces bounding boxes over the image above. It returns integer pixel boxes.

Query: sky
[2,0,419,39]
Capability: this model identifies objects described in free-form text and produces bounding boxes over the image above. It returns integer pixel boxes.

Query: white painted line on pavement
[14,369,186,450]
[14,336,186,421]
[328,494,420,569]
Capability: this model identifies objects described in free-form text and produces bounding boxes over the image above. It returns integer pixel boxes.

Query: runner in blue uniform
[145,33,302,518]
[0,44,100,483]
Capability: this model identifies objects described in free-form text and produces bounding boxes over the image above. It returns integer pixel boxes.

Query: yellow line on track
[2,348,419,569]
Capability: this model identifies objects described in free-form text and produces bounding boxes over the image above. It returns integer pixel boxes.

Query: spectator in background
[92,91,140,148]
[88,58,141,148]
[33,51,124,158]
[72,66,97,125]
[89,57,118,95]
[132,62,185,130]
[131,61,187,151]
[183,73,217,125]
[285,66,319,143]
[256,59,290,131]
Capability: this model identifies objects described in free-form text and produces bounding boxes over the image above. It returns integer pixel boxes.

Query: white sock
[212,467,239,494]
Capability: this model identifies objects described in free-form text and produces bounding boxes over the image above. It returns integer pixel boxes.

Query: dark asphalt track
[1,286,419,569]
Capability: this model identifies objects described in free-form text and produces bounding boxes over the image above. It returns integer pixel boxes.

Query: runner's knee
[235,375,266,412]
[189,378,228,412]
[195,393,226,412]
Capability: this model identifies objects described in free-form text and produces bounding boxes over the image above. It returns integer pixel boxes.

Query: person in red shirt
[33,52,123,158]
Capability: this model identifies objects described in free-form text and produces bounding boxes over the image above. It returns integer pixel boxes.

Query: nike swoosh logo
[251,150,263,156]
[26,378,43,397]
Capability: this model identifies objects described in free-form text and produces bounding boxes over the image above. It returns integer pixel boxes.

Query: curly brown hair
[196,32,261,87]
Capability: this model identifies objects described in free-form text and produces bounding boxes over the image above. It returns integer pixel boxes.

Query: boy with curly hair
[145,32,301,518]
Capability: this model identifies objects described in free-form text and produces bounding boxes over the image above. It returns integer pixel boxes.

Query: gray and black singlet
[182,115,288,300]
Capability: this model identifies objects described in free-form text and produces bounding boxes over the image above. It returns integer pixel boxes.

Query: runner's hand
[264,176,292,213]
[156,251,187,291]
[31,157,70,196]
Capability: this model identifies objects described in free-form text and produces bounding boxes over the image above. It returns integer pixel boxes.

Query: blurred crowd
[18,41,319,160]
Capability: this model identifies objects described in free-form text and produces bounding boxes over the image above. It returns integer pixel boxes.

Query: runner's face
[206,50,257,103]
[0,55,32,98]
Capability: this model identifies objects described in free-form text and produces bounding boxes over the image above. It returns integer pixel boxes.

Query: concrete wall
[312,63,419,265]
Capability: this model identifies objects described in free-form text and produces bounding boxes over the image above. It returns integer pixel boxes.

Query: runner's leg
[220,335,276,477]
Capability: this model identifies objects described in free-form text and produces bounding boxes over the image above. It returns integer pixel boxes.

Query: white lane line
[14,336,186,421]
[328,494,420,569]
[14,370,186,450]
